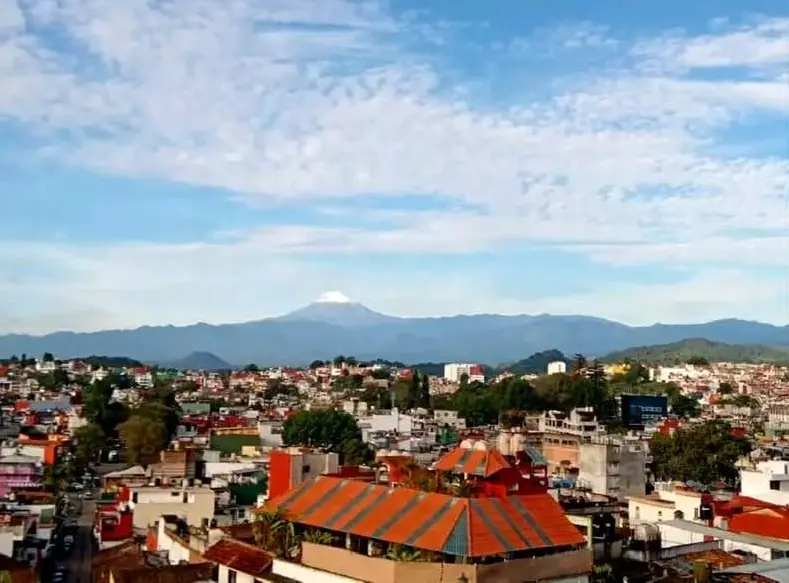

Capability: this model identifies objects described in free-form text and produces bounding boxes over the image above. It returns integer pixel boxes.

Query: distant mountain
[0,293,786,366]
[600,338,789,365]
[163,351,232,371]
[499,350,572,375]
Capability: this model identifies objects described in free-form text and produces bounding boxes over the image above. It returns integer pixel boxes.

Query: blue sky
[0,0,786,333]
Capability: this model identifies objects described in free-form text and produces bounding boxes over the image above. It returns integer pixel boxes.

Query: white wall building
[443,363,485,383]
[740,460,789,506]
[547,361,567,375]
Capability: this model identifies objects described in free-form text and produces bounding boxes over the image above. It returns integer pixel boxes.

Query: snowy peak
[278,295,398,327]
[315,291,352,304]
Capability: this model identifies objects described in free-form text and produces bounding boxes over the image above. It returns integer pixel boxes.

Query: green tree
[717,382,734,395]
[243,364,259,372]
[118,415,166,466]
[42,352,55,362]
[669,394,700,419]
[73,423,105,465]
[308,360,325,369]
[342,437,373,466]
[419,373,431,409]
[282,409,364,462]
[332,355,346,367]
[650,420,751,487]
[53,367,70,387]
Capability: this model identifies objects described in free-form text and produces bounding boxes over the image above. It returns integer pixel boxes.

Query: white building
[538,408,600,439]
[443,363,485,383]
[547,361,567,375]
[740,460,789,506]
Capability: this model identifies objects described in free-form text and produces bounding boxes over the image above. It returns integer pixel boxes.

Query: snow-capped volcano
[315,291,352,304]
[277,293,398,327]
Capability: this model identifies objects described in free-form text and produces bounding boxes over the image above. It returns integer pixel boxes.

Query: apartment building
[127,484,216,529]
[443,363,485,383]
[577,438,647,500]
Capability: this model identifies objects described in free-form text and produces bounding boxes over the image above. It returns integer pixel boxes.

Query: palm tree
[302,528,336,546]
[386,544,425,562]
[253,508,300,559]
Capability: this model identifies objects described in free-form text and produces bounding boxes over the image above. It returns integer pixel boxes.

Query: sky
[0,0,787,334]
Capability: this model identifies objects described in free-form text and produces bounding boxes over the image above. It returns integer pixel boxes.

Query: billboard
[620,394,668,427]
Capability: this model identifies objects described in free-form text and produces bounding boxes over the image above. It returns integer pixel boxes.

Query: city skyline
[1,0,786,333]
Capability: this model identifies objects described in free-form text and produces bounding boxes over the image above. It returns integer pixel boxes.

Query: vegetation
[497,349,571,375]
[600,338,789,365]
[282,409,372,465]
[650,420,752,487]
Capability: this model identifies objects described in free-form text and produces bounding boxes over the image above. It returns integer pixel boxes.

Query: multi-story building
[0,454,41,496]
[767,405,789,438]
[443,363,485,383]
[739,460,789,506]
[577,438,647,500]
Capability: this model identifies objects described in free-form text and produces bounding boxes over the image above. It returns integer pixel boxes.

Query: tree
[308,360,324,369]
[342,438,373,466]
[717,382,734,395]
[282,409,364,461]
[243,364,259,372]
[53,368,70,387]
[669,394,700,419]
[650,420,751,487]
[118,415,166,466]
[332,355,346,367]
[686,356,710,366]
[73,423,105,466]
[572,354,588,374]
[419,374,431,409]
[42,352,55,362]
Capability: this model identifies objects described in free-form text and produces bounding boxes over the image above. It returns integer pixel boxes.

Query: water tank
[510,432,525,454]
[632,522,660,542]
[460,439,474,450]
[498,432,512,456]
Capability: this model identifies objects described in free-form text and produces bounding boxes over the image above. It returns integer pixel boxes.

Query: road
[55,492,97,583]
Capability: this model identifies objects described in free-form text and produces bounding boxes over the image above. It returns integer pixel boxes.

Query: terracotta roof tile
[203,538,273,576]
[265,475,584,558]
[433,447,512,477]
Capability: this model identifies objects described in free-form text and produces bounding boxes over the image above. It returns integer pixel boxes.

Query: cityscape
[1,0,786,583]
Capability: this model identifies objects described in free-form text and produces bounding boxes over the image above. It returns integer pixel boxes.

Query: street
[53,492,97,583]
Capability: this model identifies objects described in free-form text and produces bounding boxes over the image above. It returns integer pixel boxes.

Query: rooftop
[432,446,511,478]
[202,538,273,577]
[265,475,585,558]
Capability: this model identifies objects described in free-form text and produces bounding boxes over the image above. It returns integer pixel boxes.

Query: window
[131,493,138,503]
[635,506,640,520]
[302,465,311,473]
[228,569,237,583]
[769,480,780,491]
[674,510,684,520]
[657,510,663,521]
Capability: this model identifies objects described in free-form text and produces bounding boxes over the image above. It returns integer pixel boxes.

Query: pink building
[0,454,41,496]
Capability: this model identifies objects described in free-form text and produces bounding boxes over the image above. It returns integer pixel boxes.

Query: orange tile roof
[432,447,512,477]
[265,476,584,558]
[203,538,273,576]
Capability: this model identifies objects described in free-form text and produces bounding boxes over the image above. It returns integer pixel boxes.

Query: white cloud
[0,3,787,330]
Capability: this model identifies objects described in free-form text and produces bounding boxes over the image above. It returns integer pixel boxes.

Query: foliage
[341,437,374,466]
[498,350,570,375]
[42,461,72,493]
[82,355,144,369]
[650,420,752,487]
[282,409,365,463]
[73,423,105,465]
[117,415,166,465]
[600,338,789,365]
[386,544,429,562]
[717,382,734,395]
[669,394,701,419]
[82,374,130,436]
[254,508,300,559]
[302,528,336,545]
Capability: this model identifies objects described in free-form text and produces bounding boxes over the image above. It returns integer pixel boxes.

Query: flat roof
[660,519,789,552]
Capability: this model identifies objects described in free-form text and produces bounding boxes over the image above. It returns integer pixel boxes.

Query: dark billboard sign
[621,394,668,427]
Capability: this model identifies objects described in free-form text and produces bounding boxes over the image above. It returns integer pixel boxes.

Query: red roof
[433,447,512,478]
[203,538,273,576]
[265,475,584,558]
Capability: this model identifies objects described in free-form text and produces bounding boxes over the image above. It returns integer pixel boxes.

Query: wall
[475,549,592,583]
[130,490,215,528]
[272,557,365,583]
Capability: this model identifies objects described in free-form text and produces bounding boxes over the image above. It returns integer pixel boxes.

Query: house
[260,474,591,583]
[0,454,41,496]
[126,484,216,529]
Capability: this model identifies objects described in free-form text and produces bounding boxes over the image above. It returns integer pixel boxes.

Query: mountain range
[0,294,787,366]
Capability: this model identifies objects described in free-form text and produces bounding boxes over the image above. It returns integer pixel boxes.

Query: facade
[266,449,340,500]
[442,363,485,383]
[127,485,216,529]
[0,454,40,496]
[547,361,567,375]
[739,460,789,506]
[767,405,789,438]
[577,439,647,500]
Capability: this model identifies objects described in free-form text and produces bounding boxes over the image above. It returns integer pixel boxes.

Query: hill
[163,351,232,371]
[600,338,789,365]
[498,350,572,375]
[0,296,786,365]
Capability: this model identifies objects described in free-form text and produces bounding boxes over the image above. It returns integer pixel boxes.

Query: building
[547,361,567,375]
[577,439,647,500]
[767,405,789,438]
[740,460,789,506]
[0,454,41,496]
[126,484,216,529]
[262,474,591,583]
[266,448,340,500]
[442,363,485,384]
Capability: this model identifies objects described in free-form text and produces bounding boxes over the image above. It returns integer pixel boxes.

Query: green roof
[209,434,260,454]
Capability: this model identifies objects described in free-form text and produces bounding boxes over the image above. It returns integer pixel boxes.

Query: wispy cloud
[0,0,786,331]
